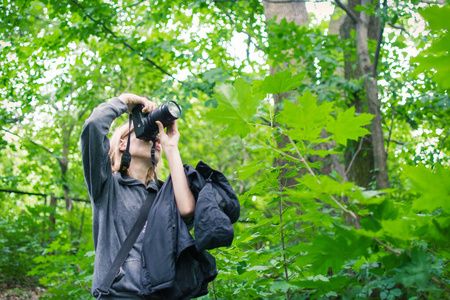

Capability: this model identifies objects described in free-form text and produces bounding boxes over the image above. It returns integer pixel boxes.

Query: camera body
[131,101,182,141]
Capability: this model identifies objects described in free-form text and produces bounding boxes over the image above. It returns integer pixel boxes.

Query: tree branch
[387,22,410,36]
[345,137,364,177]
[2,128,63,166]
[69,0,180,82]
[263,0,307,3]
[374,238,401,255]
[334,0,359,24]
[0,189,89,203]
[438,129,450,161]
[373,0,387,78]
[431,277,450,295]
[216,3,265,52]
[125,0,146,8]
[257,131,399,254]
[386,106,395,157]
[3,128,52,155]
[421,0,447,3]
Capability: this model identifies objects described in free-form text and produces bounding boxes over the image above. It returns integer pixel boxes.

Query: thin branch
[251,136,301,162]
[125,0,146,8]
[0,189,89,203]
[267,132,401,255]
[287,135,316,176]
[345,137,364,177]
[386,106,395,157]
[386,139,404,145]
[10,0,29,31]
[374,238,402,255]
[216,4,265,52]
[69,0,180,82]
[278,191,290,295]
[264,0,307,3]
[285,135,361,224]
[431,277,450,295]
[244,32,265,52]
[334,0,359,24]
[373,0,387,78]
[387,22,410,36]
[420,0,447,4]
[438,129,450,162]
[330,194,360,224]
[2,128,56,157]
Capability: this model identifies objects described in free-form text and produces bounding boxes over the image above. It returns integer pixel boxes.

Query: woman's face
[124,132,162,164]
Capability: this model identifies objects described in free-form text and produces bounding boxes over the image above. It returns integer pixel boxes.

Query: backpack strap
[95,185,158,298]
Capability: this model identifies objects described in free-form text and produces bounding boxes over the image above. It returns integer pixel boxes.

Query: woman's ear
[119,138,127,152]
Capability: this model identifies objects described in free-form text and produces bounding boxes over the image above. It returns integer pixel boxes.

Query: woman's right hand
[117,93,157,113]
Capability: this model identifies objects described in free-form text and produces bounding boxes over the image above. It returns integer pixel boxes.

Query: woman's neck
[126,159,151,184]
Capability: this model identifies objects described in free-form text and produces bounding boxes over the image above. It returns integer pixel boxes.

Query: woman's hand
[156,120,195,217]
[156,120,180,153]
[118,93,157,113]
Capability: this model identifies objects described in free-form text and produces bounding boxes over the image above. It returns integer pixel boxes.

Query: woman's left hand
[156,121,180,153]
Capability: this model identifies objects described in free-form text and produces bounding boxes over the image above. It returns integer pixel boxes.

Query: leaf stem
[286,135,361,226]
[251,136,301,163]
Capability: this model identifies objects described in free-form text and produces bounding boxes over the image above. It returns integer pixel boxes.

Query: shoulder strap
[96,189,157,297]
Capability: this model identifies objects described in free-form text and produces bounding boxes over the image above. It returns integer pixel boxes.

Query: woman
[81,93,195,299]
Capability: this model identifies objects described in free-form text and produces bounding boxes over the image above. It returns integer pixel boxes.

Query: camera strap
[150,140,158,182]
[120,114,158,183]
[119,114,133,171]
[95,183,159,299]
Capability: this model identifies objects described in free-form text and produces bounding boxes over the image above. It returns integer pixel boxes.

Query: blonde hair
[109,122,158,183]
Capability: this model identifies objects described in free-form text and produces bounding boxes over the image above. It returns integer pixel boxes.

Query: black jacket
[140,162,240,299]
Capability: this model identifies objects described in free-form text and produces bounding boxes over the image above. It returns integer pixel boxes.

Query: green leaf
[278,90,333,141]
[419,5,450,31]
[237,160,263,181]
[413,55,450,90]
[206,78,264,138]
[270,280,294,293]
[295,227,372,274]
[381,218,415,241]
[403,164,450,212]
[394,248,433,289]
[326,106,374,145]
[254,69,304,94]
[413,5,450,90]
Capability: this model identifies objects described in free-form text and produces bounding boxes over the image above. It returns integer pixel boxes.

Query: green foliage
[27,205,94,299]
[413,4,450,90]
[202,71,449,299]
[0,0,449,299]
[0,198,48,286]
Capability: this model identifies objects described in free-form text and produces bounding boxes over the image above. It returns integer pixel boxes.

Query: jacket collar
[113,172,160,191]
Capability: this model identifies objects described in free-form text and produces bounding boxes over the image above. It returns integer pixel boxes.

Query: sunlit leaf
[326,106,374,145]
[206,78,264,138]
[403,164,450,212]
[254,69,304,94]
[278,90,333,141]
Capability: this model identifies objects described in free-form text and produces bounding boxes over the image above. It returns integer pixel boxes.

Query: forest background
[0,0,449,299]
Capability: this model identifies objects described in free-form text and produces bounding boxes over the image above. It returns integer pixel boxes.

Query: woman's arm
[157,121,195,217]
[81,98,128,201]
[81,94,156,202]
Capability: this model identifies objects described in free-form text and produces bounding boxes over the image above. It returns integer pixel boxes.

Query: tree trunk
[339,0,389,190]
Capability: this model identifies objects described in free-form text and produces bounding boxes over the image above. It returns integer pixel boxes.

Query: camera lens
[167,101,181,118]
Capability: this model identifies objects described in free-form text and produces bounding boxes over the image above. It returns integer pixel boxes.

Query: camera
[131,101,182,141]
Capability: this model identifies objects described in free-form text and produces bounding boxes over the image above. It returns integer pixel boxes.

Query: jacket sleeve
[80,97,128,202]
